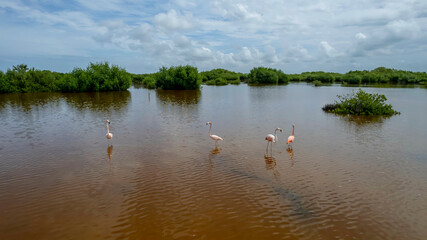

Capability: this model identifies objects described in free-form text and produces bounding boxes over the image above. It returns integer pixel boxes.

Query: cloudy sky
[1,0,426,74]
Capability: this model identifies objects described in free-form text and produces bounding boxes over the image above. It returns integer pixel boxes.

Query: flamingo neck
[107,122,110,134]
[292,125,294,136]
[274,129,278,142]
[209,124,212,136]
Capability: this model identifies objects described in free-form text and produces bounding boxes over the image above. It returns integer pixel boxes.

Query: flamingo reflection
[107,145,113,160]
[264,155,276,170]
[210,147,222,155]
[286,148,295,167]
[264,155,280,180]
[107,145,113,171]
[208,147,222,167]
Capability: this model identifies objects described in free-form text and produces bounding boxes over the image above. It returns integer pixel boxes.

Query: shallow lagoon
[1,83,426,239]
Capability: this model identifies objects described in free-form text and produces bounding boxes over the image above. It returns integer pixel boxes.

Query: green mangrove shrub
[341,68,427,85]
[322,89,400,116]
[200,68,242,85]
[131,73,157,89]
[201,69,238,82]
[214,77,228,85]
[299,71,338,83]
[0,70,14,93]
[142,76,156,89]
[131,74,146,83]
[229,79,241,85]
[204,77,228,86]
[295,68,427,85]
[274,69,289,84]
[204,80,216,85]
[248,67,278,84]
[342,73,362,84]
[248,67,289,84]
[312,80,322,86]
[0,62,131,93]
[155,65,202,90]
[288,74,302,82]
[239,73,249,83]
[1,64,62,93]
[62,62,131,92]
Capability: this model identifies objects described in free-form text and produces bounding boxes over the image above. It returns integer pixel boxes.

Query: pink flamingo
[265,128,282,153]
[286,124,295,149]
[206,121,223,146]
[106,120,113,140]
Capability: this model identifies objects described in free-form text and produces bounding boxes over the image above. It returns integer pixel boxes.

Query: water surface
[1,84,426,239]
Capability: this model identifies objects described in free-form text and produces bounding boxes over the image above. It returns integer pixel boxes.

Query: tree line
[1,63,426,93]
[288,67,427,85]
[133,66,427,89]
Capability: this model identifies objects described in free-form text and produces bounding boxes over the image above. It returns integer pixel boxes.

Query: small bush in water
[312,80,322,86]
[142,76,156,89]
[214,77,228,86]
[229,79,241,85]
[204,77,228,86]
[322,89,400,116]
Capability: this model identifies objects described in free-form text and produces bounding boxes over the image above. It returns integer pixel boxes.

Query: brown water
[0,83,426,239]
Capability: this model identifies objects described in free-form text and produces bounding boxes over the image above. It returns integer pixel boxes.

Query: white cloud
[320,41,342,58]
[355,33,367,40]
[0,2,96,31]
[129,23,154,42]
[190,47,213,60]
[285,45,313,62]
[235,47,254,63]
[350,18,423,58]
[154,9,195,32]
[1,0,427,74]
[173,35,192,48]
[75,0,126,12]
[386,19,420,40]
[211,1,263,22]
[173,0,197,9]
[263,45,279,63]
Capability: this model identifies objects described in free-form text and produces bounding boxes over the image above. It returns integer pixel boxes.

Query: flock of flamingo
[105,120,295,153]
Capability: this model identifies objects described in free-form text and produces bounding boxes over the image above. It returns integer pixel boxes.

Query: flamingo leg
[271,142,273,154]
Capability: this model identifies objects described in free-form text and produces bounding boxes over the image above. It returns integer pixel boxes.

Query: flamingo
[287,124,295,149]
[265,128,282,153]
[206,121,223,146]
[106,120,113,140]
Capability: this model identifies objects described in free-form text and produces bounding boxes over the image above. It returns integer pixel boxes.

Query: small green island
[322,89,400,116]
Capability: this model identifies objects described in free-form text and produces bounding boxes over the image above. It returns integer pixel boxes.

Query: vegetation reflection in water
[155,89,201,105]
[63,91,131,113]
[0,90,131,114]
